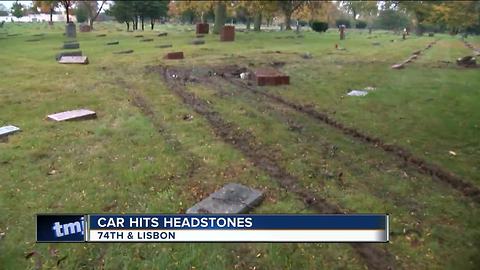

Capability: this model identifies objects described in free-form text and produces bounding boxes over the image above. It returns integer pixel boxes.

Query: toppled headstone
[254,68,290,86]
[196,23,209,34]
[55,50,82,61]
[164,51,184,60]
[0,125,21,139]
[106,41,119,45]
[156,44,173,49]
[63,42,80,49]
[47,109,96,122]
[456,56,476,67]
[96,34,106,37]
[391,64,404,69]
[347,90,368,96]
[140,38,154,42]
[220,25,235,42]
[157,32,168,37]
[79,24,91,32]
[58,56,89,64]
[191,39,205,45]
[113,50,134,54]
[186,183,264,214]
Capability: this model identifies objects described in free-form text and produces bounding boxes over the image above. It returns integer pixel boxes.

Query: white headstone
[0,125,21,138]
[47,109,96,121]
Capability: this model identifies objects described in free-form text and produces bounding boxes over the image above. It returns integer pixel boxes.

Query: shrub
[311,21,328,32]
[335,19,351,28]
[356,20,367,29]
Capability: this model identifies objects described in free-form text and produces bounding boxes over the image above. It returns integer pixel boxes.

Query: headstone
[55,50,82,61]
[196,23,209,34]
[63,42,80,49]
[134,35,144,38]
[347,90,368,96]
[106,41,119,45]
[157,32,168,37]
[0,125,21,139]
[186,183,264,214]
[58,56,89,64]
[220,25,235,42]
[140,38,154,42]
[113,50,134,54]
[339,25,345,40]
[191,39,205,45]
[391,64,404,69]
[47,109,96,121]
[164,51,184,60]
[65,22,76,38]
[79,24,91,32]
[155,44,173,48]
[254,68,290,86]
[96,34,106,37]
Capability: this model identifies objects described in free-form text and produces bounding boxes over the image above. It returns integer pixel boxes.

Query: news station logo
[36,214,86,242]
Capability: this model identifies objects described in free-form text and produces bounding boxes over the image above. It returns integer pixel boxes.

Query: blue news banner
[37,214,389,243]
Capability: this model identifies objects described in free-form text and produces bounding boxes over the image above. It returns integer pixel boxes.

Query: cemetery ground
[1,22,479,269]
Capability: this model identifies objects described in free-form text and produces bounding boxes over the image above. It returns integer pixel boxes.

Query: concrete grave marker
[96,34,106,37]
[0,125,21,139]
[156,44,172,48]
[254,68,290,86]
[63,42,80,49]
[55,50,82,61]
[191,39,205,45]
[164,51,184,60]
[134,35,144,38]
[220,25,235,42]
[113,50,134,54]
[141,38,154,42]
[157,32,168,37]
[47,109,96,122]
[106,41,119,45]
[186,183,264,214]
[58,56,89,64]
[391,64,404,69]
[196,23,209,34]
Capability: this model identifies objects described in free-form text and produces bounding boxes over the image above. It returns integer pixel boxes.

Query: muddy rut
[157,66,397,270]
[214,68,480,204]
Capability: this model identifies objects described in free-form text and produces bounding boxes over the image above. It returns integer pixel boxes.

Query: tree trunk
[253,13,262,31]
[285,12,292,30]
[213,2,226,34]
[49,8,53,23]
[151,18,154,30]
[141,16,144,31]
[66,5,70,23]
[126,22,129,31]
[89,18,94,30]
[246,17,251,30]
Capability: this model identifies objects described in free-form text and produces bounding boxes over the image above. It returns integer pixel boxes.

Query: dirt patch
[218,69,480,204]
[157,65,397,270]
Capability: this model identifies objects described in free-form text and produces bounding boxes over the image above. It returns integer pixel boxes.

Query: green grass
[0,22,479,269]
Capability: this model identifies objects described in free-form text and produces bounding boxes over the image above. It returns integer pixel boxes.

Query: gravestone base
[65,22,76,38]
[58,56,89,64]
[254,68,290,86]
[164,52,184,60]
[55,50,82,61]
[63,42,80,49]
[220,25,235,42]
[196,23,209,34]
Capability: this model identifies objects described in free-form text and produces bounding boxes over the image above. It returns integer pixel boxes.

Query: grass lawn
[0,22,479,269]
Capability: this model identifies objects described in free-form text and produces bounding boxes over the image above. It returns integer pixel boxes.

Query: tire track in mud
[216,69,480,204]
[158,66,397,270]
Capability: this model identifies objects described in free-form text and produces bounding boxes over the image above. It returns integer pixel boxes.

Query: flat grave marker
[254,68,290,86]
[155,44,173,48]
[58,56,89,64]
[141,38,154,42]
[0,125,21,139]
[106,41,119,45]
[113,50,134,54]
[47,109,97,122]
[55,50,82,61]
[186,183,264,214]
[157,32,168,37]
[191,39,205,45]
[164,51,184,60]
[96,34,106,37]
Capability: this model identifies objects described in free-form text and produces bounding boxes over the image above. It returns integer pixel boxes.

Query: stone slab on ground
[63,42,80,49]
[55,50,82,61]
[391,64,404,69]
[156,44,172,48]
[191,39,205,45]
[186,183,264,214]
[164,51,184,60]
[58,56,89,64]
[0,125,21,138]
[254,68,290,86]
[96,34,106,37]
[113,50,134,54]
[106,41,119,45]
[220,25,235,42]
[47,109,97,122]
[196,23,209,34]
[134,35,144,38]
[141,38,154,42]
[157,32,168,37]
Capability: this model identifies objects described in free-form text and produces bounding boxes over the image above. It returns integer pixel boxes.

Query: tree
[107,1,134,31]
[74,3,88,23]
[374,9,409,30]
[77,0,106,29]
[33,1,59,24]
[428,1,479,33]
[213,1,227,34]
[11,1,24,18]
[277,1,307,30]
[60,0,74,23]
[143,1,168,30]
[340,1,378,27]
